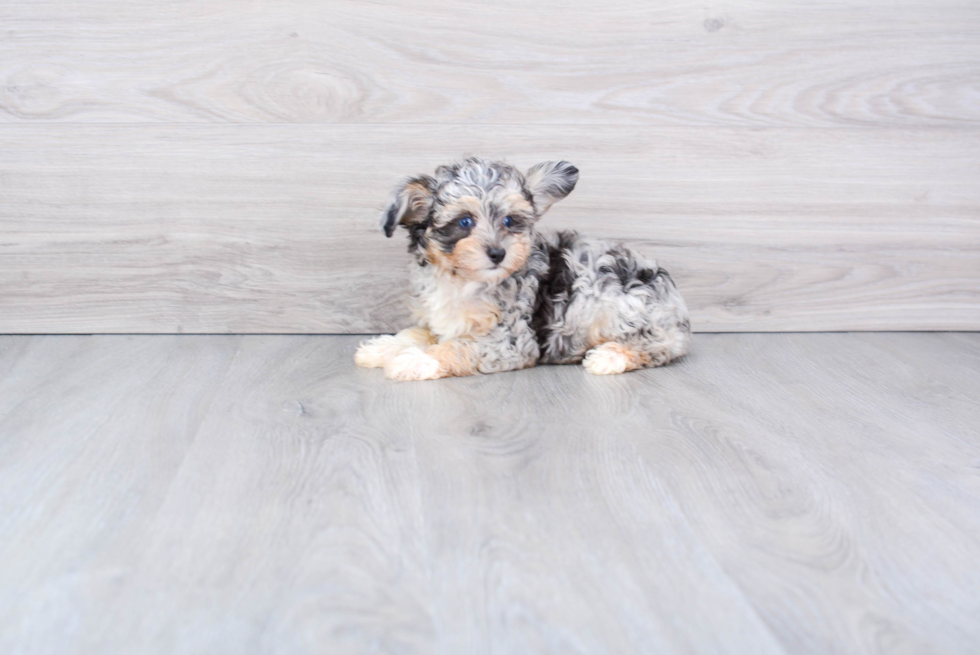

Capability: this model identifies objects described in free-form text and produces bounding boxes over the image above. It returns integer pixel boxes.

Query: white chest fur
[411,267,500,340]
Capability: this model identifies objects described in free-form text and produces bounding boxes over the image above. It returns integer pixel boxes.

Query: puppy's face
[382,158,578,283]
[424,189,535,282]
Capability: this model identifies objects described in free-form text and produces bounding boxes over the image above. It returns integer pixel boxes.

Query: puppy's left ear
[525,161,579,214]
[381,175,436,238]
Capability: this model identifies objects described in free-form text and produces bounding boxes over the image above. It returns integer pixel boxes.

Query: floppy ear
[525,161,579,214]
[381,175,436,237]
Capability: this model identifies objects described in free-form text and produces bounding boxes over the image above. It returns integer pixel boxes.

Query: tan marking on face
[425,240,453,272]
[428,192,534,282]
[501,235,531,275]
[426,340,479,377]
[447,236,489,272]
[426,234,499,282]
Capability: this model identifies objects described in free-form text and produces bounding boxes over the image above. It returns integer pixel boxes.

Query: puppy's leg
[384,339,479,381]
[583,328,688,375]
[583,342,656,375]
[355,327,435,368]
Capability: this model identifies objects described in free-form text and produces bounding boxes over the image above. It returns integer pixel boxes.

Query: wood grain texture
[0,1,978,126]
[0,335,243,654]
[2,124,978,333]
[0,333,978,654]
[1,1,978,333]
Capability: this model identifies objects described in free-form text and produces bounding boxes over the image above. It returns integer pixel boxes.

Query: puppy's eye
[503,216,514,228]
[457,216,474,228]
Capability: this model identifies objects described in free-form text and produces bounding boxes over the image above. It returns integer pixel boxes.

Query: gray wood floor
[1,333,978,654]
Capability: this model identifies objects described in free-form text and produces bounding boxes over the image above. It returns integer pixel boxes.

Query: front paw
[355,339,385,368]
[385,347,444,381]
[355,335,403,368]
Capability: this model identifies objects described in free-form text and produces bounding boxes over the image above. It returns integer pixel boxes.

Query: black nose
[486,247,506,265]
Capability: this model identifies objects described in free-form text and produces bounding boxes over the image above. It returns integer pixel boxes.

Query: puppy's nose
[486,247,506,265]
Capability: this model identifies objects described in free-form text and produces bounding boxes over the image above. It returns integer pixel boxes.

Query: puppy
[355,157,690,380]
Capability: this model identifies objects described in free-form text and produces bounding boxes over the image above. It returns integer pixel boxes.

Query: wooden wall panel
[0,1,977,332]
[1,2,978,127]
[2,125,977,333]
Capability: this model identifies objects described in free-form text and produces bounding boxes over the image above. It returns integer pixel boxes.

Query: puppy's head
[381,157,578,282]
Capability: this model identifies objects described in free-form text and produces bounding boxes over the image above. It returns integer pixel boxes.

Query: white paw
[356,335,412,368]
[385,347,443,381]
[583,344,630,375]
[355,337,391,368]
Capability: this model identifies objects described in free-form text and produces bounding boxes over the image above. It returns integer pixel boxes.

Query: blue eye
[503,216,514,227]
[458,216,474,228]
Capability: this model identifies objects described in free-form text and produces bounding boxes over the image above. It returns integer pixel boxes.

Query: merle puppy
[355,157,690,380]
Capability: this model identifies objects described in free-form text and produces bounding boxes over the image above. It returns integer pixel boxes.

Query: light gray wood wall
[1,1,978,333]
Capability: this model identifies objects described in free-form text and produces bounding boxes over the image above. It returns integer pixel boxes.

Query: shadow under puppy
[356,157,691,380]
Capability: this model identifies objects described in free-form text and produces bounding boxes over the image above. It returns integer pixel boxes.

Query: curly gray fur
[357,157,691,379]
